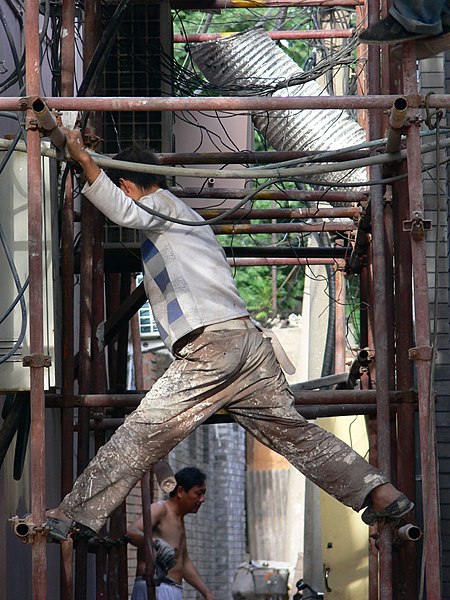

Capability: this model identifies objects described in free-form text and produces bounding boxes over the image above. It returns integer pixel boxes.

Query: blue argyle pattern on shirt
[140,237,189,344]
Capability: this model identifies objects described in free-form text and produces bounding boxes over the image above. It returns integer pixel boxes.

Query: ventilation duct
[190,27,367,188]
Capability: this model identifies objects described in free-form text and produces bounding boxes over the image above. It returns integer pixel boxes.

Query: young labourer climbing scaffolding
[45,127,413,542]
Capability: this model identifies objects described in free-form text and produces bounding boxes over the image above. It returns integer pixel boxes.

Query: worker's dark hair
[169,467,206,497]
[107,145,168,190]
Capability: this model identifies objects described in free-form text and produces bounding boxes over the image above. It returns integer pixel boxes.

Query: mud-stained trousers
[60,328,388,532]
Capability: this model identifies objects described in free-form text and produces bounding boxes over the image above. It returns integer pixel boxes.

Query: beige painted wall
[319,415,370,599]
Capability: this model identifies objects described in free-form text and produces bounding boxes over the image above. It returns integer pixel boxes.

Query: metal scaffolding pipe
[199,207,361,219]
[29,96,66,149]
[77,403,403,429]
[46,389,407,408]
[25,0,47,598]
[393,169,418,598]
[227,258,347,266]
[171,0,363,7]
[174,30,353,43]
[212,221,356,234]
[177,188,367,202]
[386,96,408,154]
[0,94,435,112]
[59,1,76,597]
[403,40,442,599]
[366,1,393,590]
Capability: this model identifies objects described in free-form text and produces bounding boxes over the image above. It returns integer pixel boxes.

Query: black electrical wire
[0,127,23,178]
[0,3,24,91]
[0,224,28,365]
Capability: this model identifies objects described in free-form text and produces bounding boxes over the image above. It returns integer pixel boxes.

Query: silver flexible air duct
[190,27,367,188]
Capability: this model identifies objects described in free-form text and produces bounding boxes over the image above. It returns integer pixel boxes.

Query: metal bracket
[403,211,431,241]
[9,515,45,544]
[22,353,52,368]
[408,346,433,361]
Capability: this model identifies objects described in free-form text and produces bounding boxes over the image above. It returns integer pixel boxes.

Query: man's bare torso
[136,500,186,584]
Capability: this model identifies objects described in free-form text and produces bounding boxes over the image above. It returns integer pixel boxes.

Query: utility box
[232,561,290,600]
[0,149,59,391]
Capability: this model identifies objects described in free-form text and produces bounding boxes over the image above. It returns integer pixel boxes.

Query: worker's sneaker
[359,15,429,45]
[361,493,414,525]
[45,516,75,541]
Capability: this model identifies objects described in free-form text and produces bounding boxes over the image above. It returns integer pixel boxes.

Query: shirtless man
[128,467,215,600]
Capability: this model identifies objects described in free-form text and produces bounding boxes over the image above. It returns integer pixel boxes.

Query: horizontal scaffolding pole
[228,257,341,265]
[46,389,405,408]
[213,221,356,233]
[3,94,445,112]
[197,207,361,219]
[171,0,363,7]
[173,30,353,43]
[76,403,401,428]
[176,188,367,202]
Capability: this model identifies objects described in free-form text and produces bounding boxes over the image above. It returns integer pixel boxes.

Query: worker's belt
[202,317,255,332]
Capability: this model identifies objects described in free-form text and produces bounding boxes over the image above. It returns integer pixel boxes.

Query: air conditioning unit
[0,148,59,391]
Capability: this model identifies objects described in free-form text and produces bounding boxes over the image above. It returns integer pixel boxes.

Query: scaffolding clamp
[403,211,431,241]
[9,515,45,544]
[408,345,433,361]
[22,353,52,368]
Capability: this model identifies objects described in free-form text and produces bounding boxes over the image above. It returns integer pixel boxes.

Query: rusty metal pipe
[30,96,66,149]
[213,222,356,234]
[174,30,353,43]
[47,389,407,408]
[403,39,442,598]
[3,94,428,112]
[177,188,367,202]
[200,208,361,219]
[171,0,363,8]
[77,403,402,430]
[397,524,423,542]
[4,93,450,112]
[386,96,408,154]
[228,258,344,266]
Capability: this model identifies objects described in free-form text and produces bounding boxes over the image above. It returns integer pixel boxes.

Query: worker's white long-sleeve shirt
[82,170,248,350]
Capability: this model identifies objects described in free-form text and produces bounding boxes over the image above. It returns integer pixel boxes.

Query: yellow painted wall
[318,415,370,599]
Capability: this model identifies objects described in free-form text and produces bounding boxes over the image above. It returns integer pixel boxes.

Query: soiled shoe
[45,516,75,541]
[359,15,429,45]
[45,516,96,542]
[361,493,414,526]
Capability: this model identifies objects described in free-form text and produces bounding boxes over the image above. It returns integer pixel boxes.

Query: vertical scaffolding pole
[370,176,393,598]
[60,1,76,597]
[334,262,346,373]
[402,42,442,599]
[393,170,417,600]
[367,0,393,596]
[25,0,47,598]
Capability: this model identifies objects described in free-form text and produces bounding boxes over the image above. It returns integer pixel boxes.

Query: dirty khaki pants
[60,328,388,532]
